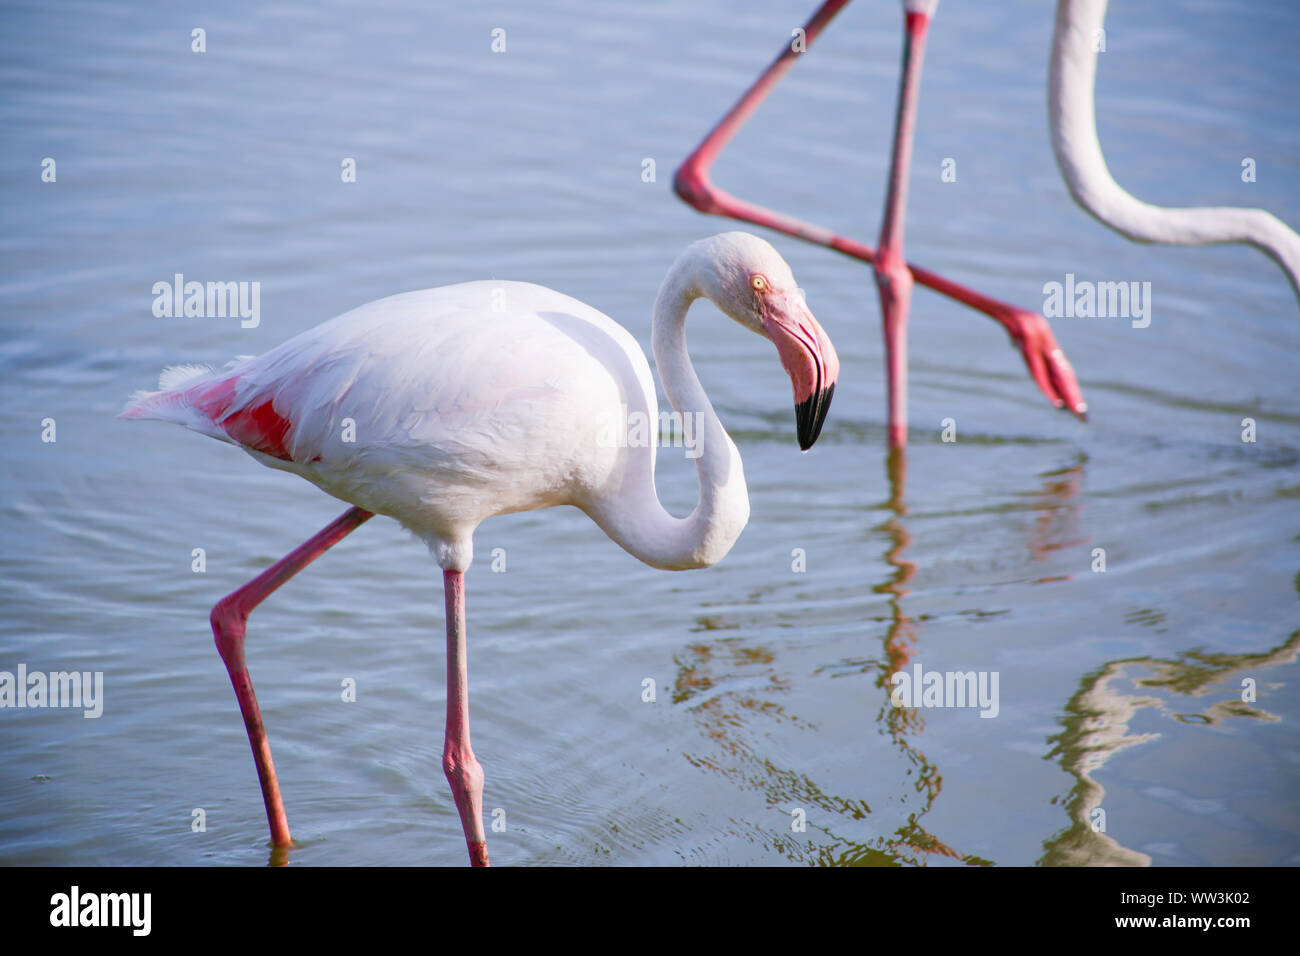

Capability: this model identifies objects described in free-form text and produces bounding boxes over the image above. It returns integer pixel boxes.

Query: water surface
[1,0,1297,866]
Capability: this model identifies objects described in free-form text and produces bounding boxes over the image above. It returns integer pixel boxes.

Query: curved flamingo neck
[1051,0,1300,303]
[589,249,750,571]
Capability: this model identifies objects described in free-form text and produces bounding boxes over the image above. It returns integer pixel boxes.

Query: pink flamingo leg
[873,7,929,448]
[673,0,1087,429]
[210,505,373,846]
[441,568,490,867]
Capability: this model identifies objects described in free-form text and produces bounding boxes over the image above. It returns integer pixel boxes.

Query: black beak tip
[794,382,835,451]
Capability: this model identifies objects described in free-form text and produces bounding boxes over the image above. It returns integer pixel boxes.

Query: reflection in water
[1040,629,1300,866]
[670,439,1298,866]
[670,446,1093,865]
[671,446,964,864]
[866,446,966,863]
[1024,459,1087,580]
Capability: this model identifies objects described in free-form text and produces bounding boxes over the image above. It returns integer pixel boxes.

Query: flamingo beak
[761,293,840,451]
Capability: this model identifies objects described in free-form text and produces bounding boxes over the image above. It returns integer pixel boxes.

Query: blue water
[1,0,1297,866]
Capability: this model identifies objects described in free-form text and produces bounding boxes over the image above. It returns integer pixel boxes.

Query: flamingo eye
[750,275,768,293]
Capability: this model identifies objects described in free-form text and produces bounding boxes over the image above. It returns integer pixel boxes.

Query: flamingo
[675,0,1298,456]
[121,232,840,867]
[675,0,1088,451]
[1050,0,1300,303]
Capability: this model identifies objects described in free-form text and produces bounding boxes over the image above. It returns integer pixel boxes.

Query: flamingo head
[695,232,840,450]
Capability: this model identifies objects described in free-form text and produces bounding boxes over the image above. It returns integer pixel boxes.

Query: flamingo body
[125,282,654,571]
[123,233,840,864]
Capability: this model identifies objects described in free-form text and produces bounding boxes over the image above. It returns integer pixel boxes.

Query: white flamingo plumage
[122,231,840,866]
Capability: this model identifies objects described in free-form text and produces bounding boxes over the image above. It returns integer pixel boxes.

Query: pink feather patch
[191,378,295,462]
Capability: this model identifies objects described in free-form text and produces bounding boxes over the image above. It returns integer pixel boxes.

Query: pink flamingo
[675,0,1087,449]
[122,232,839,867]
[677,0,1300,452]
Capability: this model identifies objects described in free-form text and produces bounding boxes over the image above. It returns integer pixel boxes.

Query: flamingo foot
[442,746,490,867]
[997,306,1088,420]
